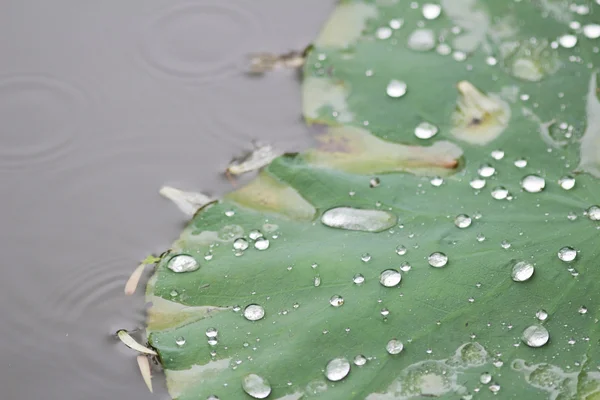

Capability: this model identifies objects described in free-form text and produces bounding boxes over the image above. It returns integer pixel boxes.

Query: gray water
[0,1,334,398]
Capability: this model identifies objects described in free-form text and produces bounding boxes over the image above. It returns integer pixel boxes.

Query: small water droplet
[380,308,390,317]
[558,176,576,190]
[175,336,186,346]
[167,255,200,273]
[386,339,404,354]
[361,253,372,262]
[353,273,365,285]
[233,238,249,251]
[414,122,439,139]
[536,309,548,321]
[395,245,407,255]
[480,373,492,384]
[249,230,263,240]
[586,205,600,220]
[422,3,441,19]
[521,175,546,193]
[511,261,534,282]
[430,176,444,186]
[379,269,402,287]
[514,158,528,168]
[491,186,508,200]
[242,374,271,399]
[578,306,588,314]
[470,178,486,189]
[428,252,448,268]
[170,290,179,297]
[206,327,218,338]
[389,19,403,30]
[558,246,577,262]
[225,210,235,217]
[254,237,270,250]
[501,240,511,249]
[353,355,367,366]
[491,150,504,160]
[208,337,218,346]
[454,214,472,228]
[243,304,265,321]
[476,233,486,242]
[407,29,436,51]
[583,24,600,39]
[376,26,393,40]
[559,34,578,48]
[400,262,412,272]
[522,324,550,347]
[325,357,351,381]
[369,177,381,188]
[329,295,344,307]
[478,164,495,177]
[489,383,501,393]
[314,276,321,287]
[386,80,407,98]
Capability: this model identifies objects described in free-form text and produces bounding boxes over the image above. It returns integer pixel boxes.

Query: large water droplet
[233,238,249,251]
[511,261,534,282]
[386,80,407,98]
[586,205,600,220]
[254,237,270,250]
[386,339,404,354]
[558,34,578,48]
[522,324,550,347]
[455,214,472,228]
[379,269,402,287]
[242,374,272,399]
[521,175,546,193]
[491,186,508,200]
[408,29,436,51]
[167,255,200,273]
[558,246,577,262]
[478,164,495,177]
[480,372,492,384]
[558,176,576,190]
[583,24,600,39]
[325,357,351,381]
[428,252,448,268]
[414,122,438,139]
[321,207,397,232]
[329,295,344,307]
[243,304,265,321]
[422,3,442,20]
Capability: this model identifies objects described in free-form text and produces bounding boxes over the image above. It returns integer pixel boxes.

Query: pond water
[0,1,334,398]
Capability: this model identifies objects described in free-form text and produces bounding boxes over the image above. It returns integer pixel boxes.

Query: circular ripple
[0,75,87,170]
[138,0,262,82]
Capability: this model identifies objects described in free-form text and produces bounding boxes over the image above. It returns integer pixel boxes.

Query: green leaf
[145,1,600,399]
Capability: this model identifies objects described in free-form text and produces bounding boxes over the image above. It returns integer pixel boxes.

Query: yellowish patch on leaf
[146,295,229,331]
[304,125,463,176]
[451,81,511,145]
[578,72,600,178]
[303,77,353,123]
[314,3,378,48]
[225,172,316,221]
[166,358,231,399]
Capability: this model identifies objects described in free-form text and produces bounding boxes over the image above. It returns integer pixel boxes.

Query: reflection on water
[0,0,334,398]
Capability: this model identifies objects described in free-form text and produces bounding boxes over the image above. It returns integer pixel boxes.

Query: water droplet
[586,205,600,220]
[558,246,577,262]
[478,164,495,177]
[167,255,200,273]
[361,253,372,262]
[254,237,270,250]
[522,324,550,347]
[511,261,534,282]
[225,210,235,217]
[414,122,439,139]
[233,238,249,251]
[408,28,436,51]
[400,262,412,272]
[242,374,271,399]
[329,295,344,307]
[206,327,218,338]
[381,308,390,317]
[314,276,321,287]
[422,3,442,19]
[559,34,578,48]
[514,158,528,168]
[175,336,186,346]
[325,357,351,381]
[470,179,486,189]
[436,43,452,55]
[243,304,265,321]
[476,233,486,242]
[353,274,365,285]
[489,383,501,393]
[369,177,381,188]
[207,395,220,400]
[428,252,448,268]
[536,309,548,321]
[454,214,472,228]
[501,240,511,249]
[386,339,404,354]
[207,337,218,346]
[491,150,504,160]
[379,269,402,287]
[396,245,407,255]
[389,19,403,30]
[321,207,397,232]
[583,24,600,39]
[386,80,407,98]
[170,290,179,297]
[568,212,578,221]
[249,230,263,240]
[491,186,509,200]
[430,176,444,186]
[521,175,546,193]
[480,373,492,384]
[353,355,367,366]
[558,175,576,190]
[376,26,393,40]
